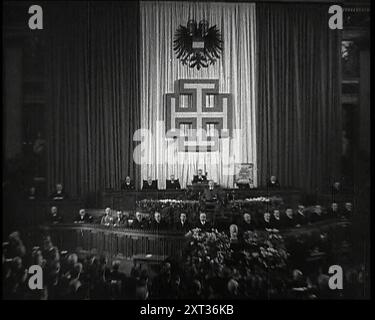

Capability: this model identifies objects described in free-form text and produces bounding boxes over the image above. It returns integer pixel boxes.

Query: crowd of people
[2,222,366,300]
[3,178,363,300]
[47,201,354,235]
[30,179,355,236]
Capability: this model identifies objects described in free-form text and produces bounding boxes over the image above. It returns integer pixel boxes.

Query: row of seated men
[49,207,211,232]
[48,202,353,233]
[27,170,279,198]
[122,171,281,190]
[125,175,347,193]
[26,183,69,201]
[30,180,228,203]
[122,169,211,190]
[27,176,347,201]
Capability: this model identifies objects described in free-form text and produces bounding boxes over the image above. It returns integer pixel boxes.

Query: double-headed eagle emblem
[173,19,223,70]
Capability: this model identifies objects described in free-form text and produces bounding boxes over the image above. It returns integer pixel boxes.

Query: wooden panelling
[27,220,350,263]
[35,224,186,260]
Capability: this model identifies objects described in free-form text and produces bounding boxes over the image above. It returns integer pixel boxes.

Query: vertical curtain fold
[45,1,342,198]
[256,4,342,193]
[140,1,257,189]
[46,1,140,201]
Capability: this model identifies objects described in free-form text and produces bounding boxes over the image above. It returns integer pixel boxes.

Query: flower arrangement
[182,228,289,285]
[136,199,199,211]
[230,196,283,206]
[241,231,289,271]
[183,228,232,278]
[158,199,184,204]
[244,197,271,202]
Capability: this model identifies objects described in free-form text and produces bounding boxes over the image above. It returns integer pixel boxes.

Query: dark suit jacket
[267,180,280,188]
[331,186,341,195]
[50,214,63,224]
[113,217,128,227]
[166,179,181,190]
[132,218,144,229]
[175,221,191,233]
[342,209,353,219]
[196,221,212,232]
[203,187,219,201]
[283,216,297,228]
[239,221,255,233]
[74,214,92,223]
[237,183,250,190]
[328,209,340,219]
[309,212,325,224]
[50,191,68,200]
[149,220,167,231]
[260,219,272,230]
[270,217,283,230]
[192,175,207,184]
[295,212,307,225]
[121,181,135,190]
[26,191,38,200]
[142,180,158,190]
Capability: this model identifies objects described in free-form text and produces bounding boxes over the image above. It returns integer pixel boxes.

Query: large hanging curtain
[256,4,342,193]
[45,1,140,200]
[140,1,257,189]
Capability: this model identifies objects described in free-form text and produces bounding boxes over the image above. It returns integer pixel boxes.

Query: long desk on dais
[102,188,302,211]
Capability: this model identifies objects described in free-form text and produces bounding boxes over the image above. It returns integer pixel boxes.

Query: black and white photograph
[2,0,371,304]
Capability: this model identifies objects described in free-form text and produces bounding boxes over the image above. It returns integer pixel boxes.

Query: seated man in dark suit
[295,205,307,227]
[331,181,341,195]
[229,224,240,249]
[196,212,212,232]
[271,209,283,230]
[237,183,249,190]
[202,180,220,201]
[142,177,158,190]
[237,181,255,190]
[109,260,126,290]
[166,174,181,190]
[309,205,326,223]
[239,212,256,232]
[342,202,353,219]
[331,181,346,203]
[121,176,135,190]
[49,206,63,224]
[260,212,272,230]
[175,212,191,233]
[132,211,144,229]
[50,183,68,200]
[267,175,280,188]
[113,211,128,227]
[284,208,297,228]
[328,202,340,219]
[26,186,38,200]
[74,209,93,223]
[192,169,207,184]
[149,211,167,231]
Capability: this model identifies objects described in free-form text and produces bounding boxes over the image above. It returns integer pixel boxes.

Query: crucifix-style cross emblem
[166,79,232,152]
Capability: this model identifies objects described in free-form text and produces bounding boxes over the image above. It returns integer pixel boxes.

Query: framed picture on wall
[234,163,254,185]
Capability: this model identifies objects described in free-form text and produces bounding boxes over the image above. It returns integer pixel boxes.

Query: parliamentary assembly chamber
[2,0,370,300]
